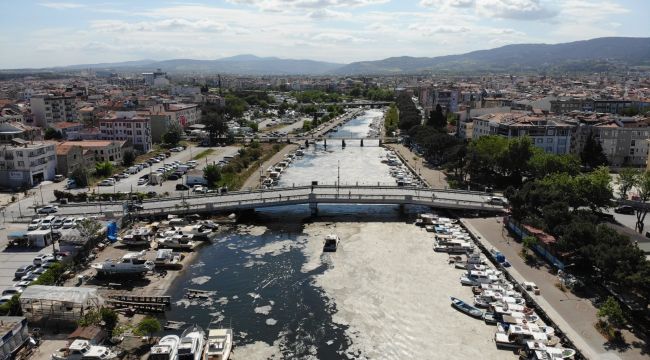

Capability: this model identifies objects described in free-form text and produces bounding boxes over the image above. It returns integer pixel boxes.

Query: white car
[99,179,115,186]
[37,205,58,214]
[28,218,42,231]
[33,254,55,266]
[137,178,148,186]
[62,217,75,229]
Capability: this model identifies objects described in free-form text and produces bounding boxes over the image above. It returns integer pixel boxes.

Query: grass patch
[194,149,215,160]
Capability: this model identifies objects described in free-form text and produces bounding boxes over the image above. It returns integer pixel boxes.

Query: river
[165,109,506,359]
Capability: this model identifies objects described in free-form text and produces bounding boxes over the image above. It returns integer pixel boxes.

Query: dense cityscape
[0,1,649,360]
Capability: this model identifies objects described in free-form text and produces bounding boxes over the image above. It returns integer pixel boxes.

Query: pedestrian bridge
[64,185,506,218]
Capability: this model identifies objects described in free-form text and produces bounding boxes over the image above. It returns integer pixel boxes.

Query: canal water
[165,109,505,359]
[166,109,394,357]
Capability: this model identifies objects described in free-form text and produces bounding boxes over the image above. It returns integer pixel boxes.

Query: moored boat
[51,339,117,360]
[90,250,154,276]
[323,234,340,252]
[451,296,483,318]
[149,335,180,360]
[178,324,206,360]
[203,328,233,360]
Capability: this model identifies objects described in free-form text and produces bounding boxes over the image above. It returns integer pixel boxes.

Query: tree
[163,121,183,146]
[78,309,102,327]
[202,111,228,146]
[77,218,102,239]
[278,100,289,116]
[617,168,639,200]
[70,167,88,187]
[527,151,580,179]
[100,308,118,331]
[427,104,446,128]
[203,164,221,188]
[499,136,535,187]
[44,128,62,140]
[580,131,608,169]
[634,171,650,233]
[522,235,538,257]
[136,316,161,342]
[597,296,625,327]
[94,162,113,177]
[122,150,135,167]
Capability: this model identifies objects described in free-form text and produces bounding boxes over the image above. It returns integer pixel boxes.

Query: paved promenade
[385,144,448,188]
[462,216,647,360]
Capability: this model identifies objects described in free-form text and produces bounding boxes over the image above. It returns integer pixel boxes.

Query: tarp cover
[20,286,103,305]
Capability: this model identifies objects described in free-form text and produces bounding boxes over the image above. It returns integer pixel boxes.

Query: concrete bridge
[53,185,506,217]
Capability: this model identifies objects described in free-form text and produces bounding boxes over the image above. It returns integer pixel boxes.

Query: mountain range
[6,37,650,75]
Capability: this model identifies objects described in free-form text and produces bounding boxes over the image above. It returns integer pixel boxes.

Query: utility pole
[337,160,340,196]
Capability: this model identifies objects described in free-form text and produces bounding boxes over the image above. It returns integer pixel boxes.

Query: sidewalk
[385,144,448,188]
[461,216,647,360]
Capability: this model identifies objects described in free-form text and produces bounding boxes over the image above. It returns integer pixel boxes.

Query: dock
[106,294,172,313]
[186,288,212,299]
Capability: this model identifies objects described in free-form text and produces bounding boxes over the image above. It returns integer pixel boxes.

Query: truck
[148,173,164,185]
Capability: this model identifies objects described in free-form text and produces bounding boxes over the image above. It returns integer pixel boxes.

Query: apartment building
[551,98,649,115]
[30,94,77,127]
[472,112,573,154]
[99,113,152,153]
[150,103,200,127]
[55,144,85,176]
[58,140,127,163]
[418,88,459,112]
[0,139,56,188]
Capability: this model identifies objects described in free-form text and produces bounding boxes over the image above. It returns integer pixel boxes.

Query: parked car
[52,217,64,229]
[1,287,23,297]
[167,174,180,180]
[137,178,148,185]
[53,174,65,182]
[39,216,56,229]
[614,205,635,215]
[99,179,115,186]
[486,196,507,206]
[0,295,13,305]
[33,254,54,266]
[192,186,206,193]
[146,191,158,197]
[62,217,75,229]
[33,267,47,275]
[28,218,42,231]
[176,184,190,191]
[21,273,39,282]
[37,205,58,214]
[14,264,34,279]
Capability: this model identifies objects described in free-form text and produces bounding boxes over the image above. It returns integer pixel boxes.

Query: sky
[0,0,648,69]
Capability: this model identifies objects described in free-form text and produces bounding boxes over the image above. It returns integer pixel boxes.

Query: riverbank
[385,143,448,188]
[240,143,299,190]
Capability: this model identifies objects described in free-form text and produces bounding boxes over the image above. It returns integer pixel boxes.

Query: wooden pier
[107,294,172,313]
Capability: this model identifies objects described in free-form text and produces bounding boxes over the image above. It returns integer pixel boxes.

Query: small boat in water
[178,324,206,360]
[323,234,340,252]
[451,296,483,318]
[203,328,233,360]
[149,335,180,360]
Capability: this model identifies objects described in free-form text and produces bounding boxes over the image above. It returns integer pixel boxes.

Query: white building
[150,103,200,127]
[0,139,57,188]
[99,113,152,153]
[30,94,77,127]
[472,112,573,154]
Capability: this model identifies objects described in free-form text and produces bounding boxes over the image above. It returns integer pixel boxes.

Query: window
[16,151,22,157]
[546,147,553,152]
[631,140,636,147]
[630,148,635,155]
[536,138,543,144]
[546,138,553,143]
[17,161,24,167]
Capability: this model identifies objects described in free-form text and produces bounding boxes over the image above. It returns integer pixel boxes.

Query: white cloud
[38,2,85,9]
[227,0,389,9]
[311,32,371,43]
[476,0,557,20]
[308,8,351,19]
[420,0,475,8]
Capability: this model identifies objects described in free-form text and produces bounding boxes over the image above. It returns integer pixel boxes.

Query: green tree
[427,104,446,128]
[94,162,113,177]
[499,136,535,187]
[136,316,161,342]
[522,235,538,256]
[616,168,639,200]
[202,111,228,146]
[163,121,183,146]
[77,218,102,239]
[100,308,118,330]
[278,100,289,116]
[224,94,248,118]
[122,150,135,167]
[0,295,22,316]
[44,128,62,140]
[527,151,580,179]
[597,296,625,327]
[350,87,362,97]
[203,164,221,188]
[580,131,608,169]
[384,104,399,136]
[78,309,101,327]
[70,167,88,187]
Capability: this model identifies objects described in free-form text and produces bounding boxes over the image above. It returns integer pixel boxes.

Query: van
[54,174,65,182]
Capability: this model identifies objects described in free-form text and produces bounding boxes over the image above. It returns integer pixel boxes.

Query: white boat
[158,236,197,250]
[91,250,154,276]
[323,234,340,252]
[51,339,117,360]
[295,149,304,156]
[178,324,206,360]
[202,328,233,360]
[154,249,184,269]
[149,335,180,360]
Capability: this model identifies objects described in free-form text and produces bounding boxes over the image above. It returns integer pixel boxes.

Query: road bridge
[52,185,505,217]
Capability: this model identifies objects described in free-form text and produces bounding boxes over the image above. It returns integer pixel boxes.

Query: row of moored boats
[416,213,577,360]
[261,149,303,189]
[382,150,424,187]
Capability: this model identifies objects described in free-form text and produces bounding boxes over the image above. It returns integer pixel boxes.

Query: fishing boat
[90,250,154,276]
[157,235,197,250]
[177,324,206,360]
[323,234,340,252]
[203,328,233,360]
[51,339,117,360]
[450,296,483,318]
[149,335,180,360]
[154,249,183,269]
